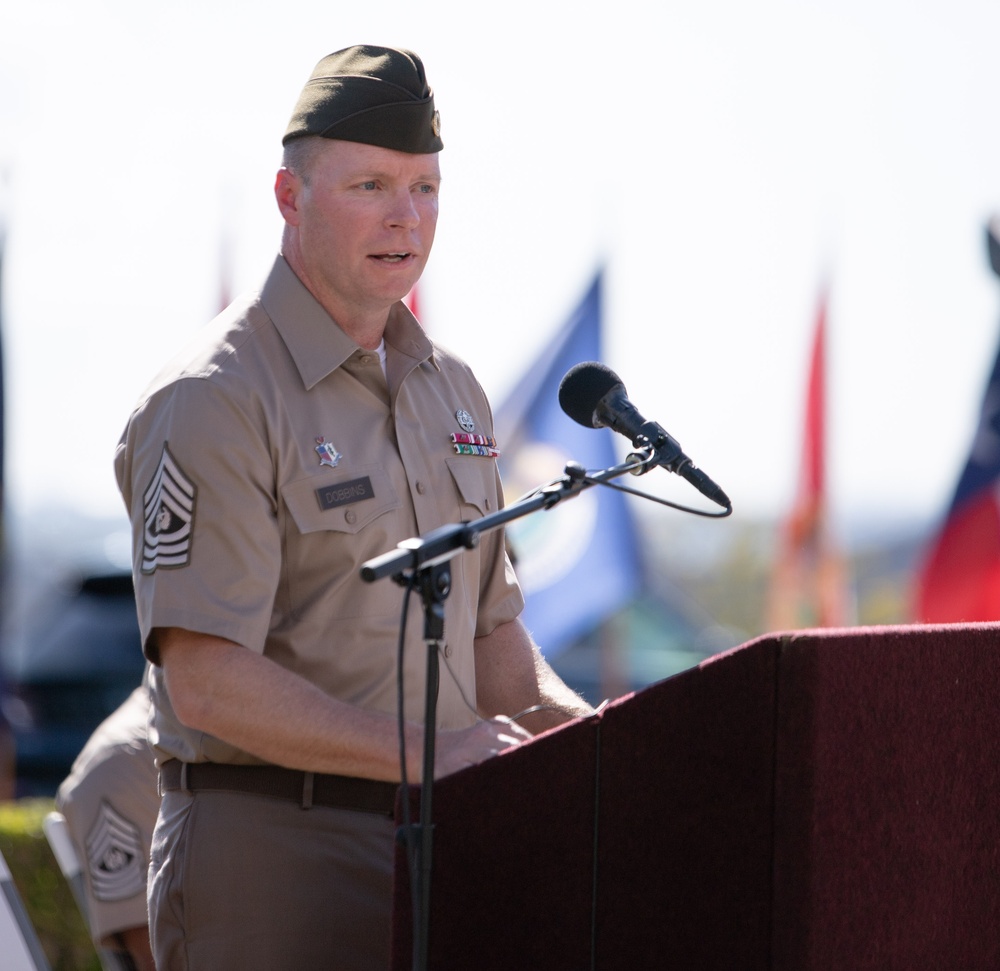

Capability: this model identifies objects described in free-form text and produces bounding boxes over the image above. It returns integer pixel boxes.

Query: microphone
[557,361,731,510]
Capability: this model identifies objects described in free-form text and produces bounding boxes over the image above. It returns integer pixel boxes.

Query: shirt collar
[259,255,434,390]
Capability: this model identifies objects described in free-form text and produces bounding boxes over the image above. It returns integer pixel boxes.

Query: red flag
[404,284,422,323]
[767,290,849,630]
[915,220,1000,622]
[914,341,1000,622]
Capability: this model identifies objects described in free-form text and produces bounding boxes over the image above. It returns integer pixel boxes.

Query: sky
[3,0,1000,565]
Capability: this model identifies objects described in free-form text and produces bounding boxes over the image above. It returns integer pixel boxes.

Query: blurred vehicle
[0,571,145,797]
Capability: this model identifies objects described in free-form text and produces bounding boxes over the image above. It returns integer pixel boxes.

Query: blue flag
[494,271,643,658]
[915,336,1000,621]
[915,220,1000,622]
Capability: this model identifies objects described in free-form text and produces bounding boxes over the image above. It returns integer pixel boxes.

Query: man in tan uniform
[56,679,158,971]
[115,45,592,970]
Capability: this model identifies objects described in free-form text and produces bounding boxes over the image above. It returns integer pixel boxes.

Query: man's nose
[385,189,420,228]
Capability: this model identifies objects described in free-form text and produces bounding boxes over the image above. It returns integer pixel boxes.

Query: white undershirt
[376,339,387,379]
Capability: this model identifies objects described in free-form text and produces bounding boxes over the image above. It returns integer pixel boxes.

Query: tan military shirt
[115,255,523,766]
[56,681,158,943]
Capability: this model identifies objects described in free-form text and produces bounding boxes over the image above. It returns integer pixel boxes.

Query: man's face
[284,139,440,317]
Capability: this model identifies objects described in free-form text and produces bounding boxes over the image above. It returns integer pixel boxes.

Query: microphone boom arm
[360,457,638,584]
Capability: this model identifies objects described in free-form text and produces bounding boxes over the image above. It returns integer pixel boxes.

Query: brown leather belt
[159,759,398,816]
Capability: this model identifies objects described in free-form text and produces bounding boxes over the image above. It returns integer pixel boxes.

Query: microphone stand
[360,456,642,971]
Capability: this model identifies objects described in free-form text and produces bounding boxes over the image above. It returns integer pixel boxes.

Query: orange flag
[767,290,849,630]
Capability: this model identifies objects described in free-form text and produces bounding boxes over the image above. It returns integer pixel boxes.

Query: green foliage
[0,799,102,971]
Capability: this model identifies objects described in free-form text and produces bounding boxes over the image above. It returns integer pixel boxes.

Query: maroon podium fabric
[594,637,776,969]
[391,623,1000,970]
[390,709,600,969]
[772,623,1000,969]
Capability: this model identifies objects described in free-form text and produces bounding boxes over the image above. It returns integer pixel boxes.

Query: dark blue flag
[916,220,1000,622]
[916,337,1000,621]
[494,271,643,658]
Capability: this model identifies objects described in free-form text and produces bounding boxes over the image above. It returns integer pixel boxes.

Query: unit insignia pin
[315,437,342,469]
[455,409,475,433]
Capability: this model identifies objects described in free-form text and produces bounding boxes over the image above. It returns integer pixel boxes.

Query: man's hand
[434,715,532,779]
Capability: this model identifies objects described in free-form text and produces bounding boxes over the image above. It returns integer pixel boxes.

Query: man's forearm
[475,619,594,734]
[156,627,419,781]
[155,626,531,781]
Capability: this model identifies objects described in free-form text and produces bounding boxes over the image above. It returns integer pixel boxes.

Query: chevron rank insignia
[141,442,196,574]
[85,801,145,902]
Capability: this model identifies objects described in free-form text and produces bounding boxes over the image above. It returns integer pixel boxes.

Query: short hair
[281,136,322,183]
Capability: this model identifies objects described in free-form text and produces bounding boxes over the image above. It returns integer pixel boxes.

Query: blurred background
[2,0,1000,795]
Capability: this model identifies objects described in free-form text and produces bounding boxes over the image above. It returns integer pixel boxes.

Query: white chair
[0,846,52,970]
[43,811,138,971]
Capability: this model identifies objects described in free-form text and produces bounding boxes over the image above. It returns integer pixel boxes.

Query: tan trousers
[149,789,396,970]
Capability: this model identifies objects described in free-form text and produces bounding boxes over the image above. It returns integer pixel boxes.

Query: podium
[390,622,1000,970]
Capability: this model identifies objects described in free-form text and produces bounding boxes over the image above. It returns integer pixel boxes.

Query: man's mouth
[373,252,410,263]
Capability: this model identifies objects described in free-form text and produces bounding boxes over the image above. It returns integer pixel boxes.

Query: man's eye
[360,181,377,190]
[417,184,435,194]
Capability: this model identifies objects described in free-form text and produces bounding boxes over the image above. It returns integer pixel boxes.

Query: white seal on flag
[503,442,598,593]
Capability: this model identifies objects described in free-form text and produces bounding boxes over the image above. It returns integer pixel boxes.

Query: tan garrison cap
[282,45,443,153]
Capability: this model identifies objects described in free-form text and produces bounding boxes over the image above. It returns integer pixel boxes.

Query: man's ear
[274,167,302,225]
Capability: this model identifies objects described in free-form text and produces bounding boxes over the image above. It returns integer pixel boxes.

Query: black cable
[395,572,422,954]
[586,473,733,518]
[515,464,732,520]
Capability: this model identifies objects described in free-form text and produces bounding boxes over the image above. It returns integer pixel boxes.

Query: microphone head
[558,362,625,429]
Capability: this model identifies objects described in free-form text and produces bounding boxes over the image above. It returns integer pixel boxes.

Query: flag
[915,218,1000,623]
[494,270,643,658]
[915,346,1000,622]
[766,289,849,630]
[404,284,422,322]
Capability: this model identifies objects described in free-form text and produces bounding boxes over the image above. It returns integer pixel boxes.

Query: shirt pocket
[281,464,402,535]
[445,456,498,519]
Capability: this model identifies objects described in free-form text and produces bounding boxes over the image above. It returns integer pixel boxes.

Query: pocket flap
[282,465,401,535]
[445,456,495,517]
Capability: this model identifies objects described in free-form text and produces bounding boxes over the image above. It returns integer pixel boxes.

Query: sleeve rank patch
[141,442,196,574]
[85,800,146,902]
